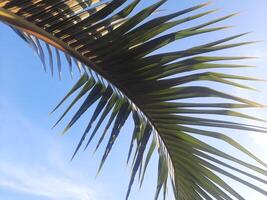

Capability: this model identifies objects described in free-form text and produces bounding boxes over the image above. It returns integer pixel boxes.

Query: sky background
[1,0,267,200]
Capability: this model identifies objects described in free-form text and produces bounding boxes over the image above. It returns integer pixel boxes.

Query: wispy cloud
[0,162,94,200]
[0,97,101,200]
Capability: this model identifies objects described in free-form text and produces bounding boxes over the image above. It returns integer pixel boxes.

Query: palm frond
[1,1,267,199]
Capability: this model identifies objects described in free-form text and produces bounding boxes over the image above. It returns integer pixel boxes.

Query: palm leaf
[1,1,267,199]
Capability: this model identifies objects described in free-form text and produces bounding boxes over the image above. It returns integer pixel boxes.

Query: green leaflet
[98,100,131,173]
[55,48,62,79]
[154,152,168,200]
[89,94,119,152]
[93,97,124,152]
[72,0,141,46]
[161,130,267,176]
[125,71,258,92]
[45,43,54,76]
[159,124,267,168]
[71,85,113,160]
[126,123,152,200]
[131,56,253,75]
[130,33,250,70]
[53,77,96,128]
[127,109,142,164]
[63,82,104,134]
[51,73,89,113]
[144,102,258,109]
[199,157,267,196]
[49,1,112,35]
[195,150,267,184]
[140,137,156,187]
[65,53,73,77]
[95,9,217,58]
[148,108,265,122]
[142,86,263,107]
[34,36,46,71]
[113,26,229,61]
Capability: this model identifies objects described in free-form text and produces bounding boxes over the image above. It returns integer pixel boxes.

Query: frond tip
[1,1,267,199]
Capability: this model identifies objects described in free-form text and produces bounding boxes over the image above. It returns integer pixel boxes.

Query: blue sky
[0,0,267,200]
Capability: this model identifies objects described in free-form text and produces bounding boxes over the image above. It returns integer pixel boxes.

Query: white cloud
[0,162,94,200]
[0,98,100,200]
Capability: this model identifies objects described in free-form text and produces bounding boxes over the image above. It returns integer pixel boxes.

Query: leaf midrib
[0,8,176,184]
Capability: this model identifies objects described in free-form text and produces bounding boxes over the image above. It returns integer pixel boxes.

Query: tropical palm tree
[0,0,267,199]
